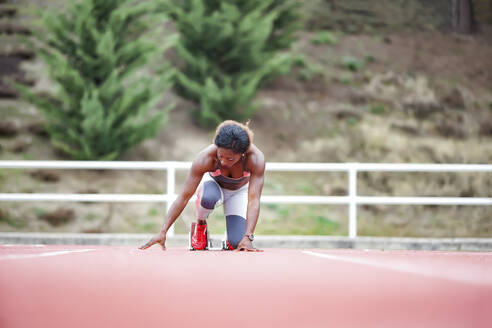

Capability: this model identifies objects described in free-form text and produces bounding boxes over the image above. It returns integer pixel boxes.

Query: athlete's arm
[237,145,265,251]
[139,146,214,250]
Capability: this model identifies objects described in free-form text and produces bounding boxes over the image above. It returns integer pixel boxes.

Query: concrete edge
[1,232,491,251]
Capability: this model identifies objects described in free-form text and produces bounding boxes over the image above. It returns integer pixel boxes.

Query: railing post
[166,163,176,237]
[348,164,358,238]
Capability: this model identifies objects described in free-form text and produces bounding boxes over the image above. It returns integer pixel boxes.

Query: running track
[1,245,491,328]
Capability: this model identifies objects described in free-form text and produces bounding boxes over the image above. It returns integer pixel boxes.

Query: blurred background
[0,0,491,238]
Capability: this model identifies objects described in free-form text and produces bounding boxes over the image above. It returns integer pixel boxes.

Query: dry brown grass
[1,6,491,237]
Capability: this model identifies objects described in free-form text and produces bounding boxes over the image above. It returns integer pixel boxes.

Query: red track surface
[1,245,491,328]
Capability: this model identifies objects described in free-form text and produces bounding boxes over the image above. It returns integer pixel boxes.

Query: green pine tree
[15,0,174,160]
[163,0,300,127]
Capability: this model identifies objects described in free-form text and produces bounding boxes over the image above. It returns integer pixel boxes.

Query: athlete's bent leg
[195,181,222,220]
[192,180,223,250]
[225,215,246,249]
[223,185,248,249]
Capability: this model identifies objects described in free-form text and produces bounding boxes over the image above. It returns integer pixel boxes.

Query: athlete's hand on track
[139,232,167,251]
[236,236,263,252]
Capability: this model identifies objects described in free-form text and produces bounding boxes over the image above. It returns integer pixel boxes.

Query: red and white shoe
[222,240,235,251]
[190,221,208,250]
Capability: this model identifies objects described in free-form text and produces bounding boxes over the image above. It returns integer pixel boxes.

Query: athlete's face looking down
[217,147,242,169]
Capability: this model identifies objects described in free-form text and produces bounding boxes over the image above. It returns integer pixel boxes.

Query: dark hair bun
[214,121,251,154]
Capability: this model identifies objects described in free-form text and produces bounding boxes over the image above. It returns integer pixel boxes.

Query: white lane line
[303,250,492,287]
[0,249,96,260]
[1,244,46,247]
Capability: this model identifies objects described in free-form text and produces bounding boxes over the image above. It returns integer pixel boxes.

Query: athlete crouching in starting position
[140,120,265,252]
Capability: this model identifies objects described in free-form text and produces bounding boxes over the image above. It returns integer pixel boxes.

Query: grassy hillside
[1,1,491,237]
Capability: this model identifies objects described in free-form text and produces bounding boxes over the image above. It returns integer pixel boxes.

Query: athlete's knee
[226,215,246,248]
[200,181,221,209]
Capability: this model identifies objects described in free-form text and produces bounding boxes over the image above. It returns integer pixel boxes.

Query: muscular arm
[159,149,214,236]
[140,146,216,250]
[244,147,266,236]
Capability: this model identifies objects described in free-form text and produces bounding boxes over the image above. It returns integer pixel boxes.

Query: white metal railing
[0,161,491,238]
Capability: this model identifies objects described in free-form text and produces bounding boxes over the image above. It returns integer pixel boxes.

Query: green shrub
[163,0,301,127]
[341,73,353,85]
[347,116,359,126]
[0,209,25,228]
[147,207,159,217]
[297,63,323,81]
[139,221,159,232]
[293,54,308,68]
[293,53,324,81]
[311,30,338,45]
[16,0,174,160]
[312,215,340,234]
[371,104,386,115]
[365,54,376,63]
[342,56,364,72]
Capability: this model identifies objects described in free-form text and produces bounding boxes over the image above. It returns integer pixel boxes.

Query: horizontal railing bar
[354,163,492,172]
[0,161,191,170]
[260,196,492,205]
[266,163,353,171]
[1,161,491,172]
[1,194,490,205]
[0,194,170,202]
[267,163,492,172]
[260,195,350,204]
[357,196,492,205]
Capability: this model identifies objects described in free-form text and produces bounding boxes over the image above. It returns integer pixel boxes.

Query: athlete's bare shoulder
[191,144,218,174]
[246,144,265,174]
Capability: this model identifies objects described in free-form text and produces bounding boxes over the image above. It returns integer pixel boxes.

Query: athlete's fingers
[139,239,156,250]
[236,245,262,252]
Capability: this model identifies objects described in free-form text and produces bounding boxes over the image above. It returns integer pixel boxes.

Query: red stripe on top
[211,169,250,179]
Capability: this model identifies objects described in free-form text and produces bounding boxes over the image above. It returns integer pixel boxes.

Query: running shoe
[191,221,208,250]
